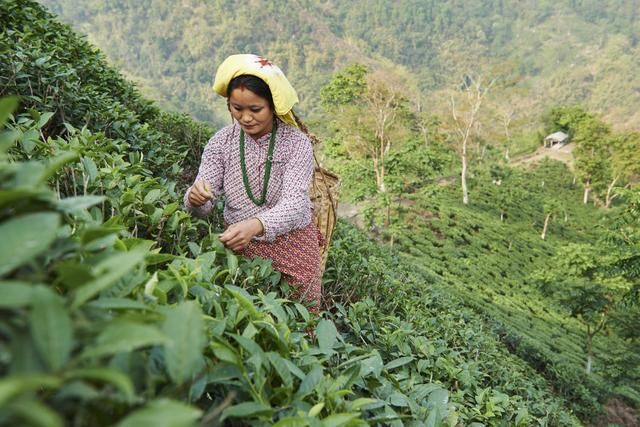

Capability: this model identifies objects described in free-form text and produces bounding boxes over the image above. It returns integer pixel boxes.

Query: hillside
[38,0,640,132]
[2,1,640,426]
[0,2,594,426]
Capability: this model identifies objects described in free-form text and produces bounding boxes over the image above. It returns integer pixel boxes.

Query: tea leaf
[37,111,54,129]
[226,250,239,276]
[225,285,261,319]
[267,352,294,388]
[316,319,338,351]
[72,246,147,307]
[0,96,19,127]
[5,397,64,427]
[117,399,202,427]
[65,368,135,402]
[81,321,168,358]
[0,212,60,276]
[308,402,325,417]
[349,398,378,410]
[295,365,323,399]
[163,301,206,385]
[221,401,272,420]
[384,356,415,371]
[321,412,361,427]
[360,352,384,377]
[87,297,149,310]
[57,195,105,213]
[0,281,34,307]
[30,286,73,371]
[0,375,61,406]
[143,188,162,204]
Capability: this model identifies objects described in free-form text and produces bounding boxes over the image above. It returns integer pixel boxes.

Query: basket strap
[293,109,338,223]
[312,151,338,222]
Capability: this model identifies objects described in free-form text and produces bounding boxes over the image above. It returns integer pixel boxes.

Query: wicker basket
[293,113,341,273]
[309,163,340,272]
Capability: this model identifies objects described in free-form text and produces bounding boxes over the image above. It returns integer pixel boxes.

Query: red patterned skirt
[241,222,323,312]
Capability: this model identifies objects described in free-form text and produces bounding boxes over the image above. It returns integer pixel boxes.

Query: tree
[413,111,442,149]
[540,199,559,240]
[319,63,367,108]
[320,64,410,193]
[447,74,495,204]
[573,119,611,205]
[492,87,534,161]
[489,165,519,222]
[598,189,640,385]
[545,106,611,205]
[604,132,640,208]
[533,243,626,374]
[534,190,640,376]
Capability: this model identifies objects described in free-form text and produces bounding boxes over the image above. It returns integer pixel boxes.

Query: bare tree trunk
[584,317,606,374]
[541,213,551,240]
[449,76,494,207]
[605,175,619,208]
[379,153,386,193]
[586,325,594,374]
[461,150,469,205]
[373,157,384,192]
[583,184,590,205]
[419,122,430,147]
[503,116,511,161]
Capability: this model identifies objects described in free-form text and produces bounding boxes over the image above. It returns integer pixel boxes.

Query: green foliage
[379,155,640,418]
[320,64,367,110]
[0,0,213,182]
[38,0,640,133]
[4,1,640,424]
[545,105,640,205]
[325,222,582,425]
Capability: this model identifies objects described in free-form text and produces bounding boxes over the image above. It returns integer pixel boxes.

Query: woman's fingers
[197,179,213,199]
[188,189,206,206]
[219,219,264,251]
[189,179,213,207]
[219,224,251,251]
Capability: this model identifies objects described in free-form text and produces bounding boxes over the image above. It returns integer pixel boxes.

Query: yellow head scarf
[213,54,298,127]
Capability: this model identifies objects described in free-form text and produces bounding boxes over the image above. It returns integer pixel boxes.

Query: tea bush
[0,1,588,425]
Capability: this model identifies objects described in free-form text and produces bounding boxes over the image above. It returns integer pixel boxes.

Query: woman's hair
[227,75,275,110]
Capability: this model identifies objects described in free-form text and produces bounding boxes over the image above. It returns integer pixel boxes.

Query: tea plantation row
[1,1,582,425]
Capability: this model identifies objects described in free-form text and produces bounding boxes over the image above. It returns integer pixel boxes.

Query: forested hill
[2,1,640,426]
[39,0,640,130]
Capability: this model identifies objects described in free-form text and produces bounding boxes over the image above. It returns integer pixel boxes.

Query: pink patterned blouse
[184,120,314,241]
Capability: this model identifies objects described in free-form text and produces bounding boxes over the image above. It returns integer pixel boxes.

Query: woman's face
[229,87,275,139]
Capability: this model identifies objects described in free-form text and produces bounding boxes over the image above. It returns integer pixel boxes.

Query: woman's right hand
[188,179,214,207]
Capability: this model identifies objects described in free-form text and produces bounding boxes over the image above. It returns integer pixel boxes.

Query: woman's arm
[183,131,227,217]
[255,134,314,241]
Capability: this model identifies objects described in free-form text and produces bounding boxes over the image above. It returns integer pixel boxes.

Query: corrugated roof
[545,131,569,141]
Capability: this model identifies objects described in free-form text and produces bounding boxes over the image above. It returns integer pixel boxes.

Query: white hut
[544,131,569,148]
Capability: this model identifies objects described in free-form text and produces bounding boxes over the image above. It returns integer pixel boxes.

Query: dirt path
[510,143,575,171]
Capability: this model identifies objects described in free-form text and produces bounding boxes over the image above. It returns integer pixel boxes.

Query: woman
[184,54,322,312]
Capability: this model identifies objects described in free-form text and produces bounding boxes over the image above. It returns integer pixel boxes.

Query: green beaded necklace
[239,122,277,206]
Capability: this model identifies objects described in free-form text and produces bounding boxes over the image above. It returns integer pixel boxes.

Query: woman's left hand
[219,218,264,252]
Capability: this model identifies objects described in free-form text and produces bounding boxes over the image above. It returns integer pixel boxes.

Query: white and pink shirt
[184,120,314,242]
